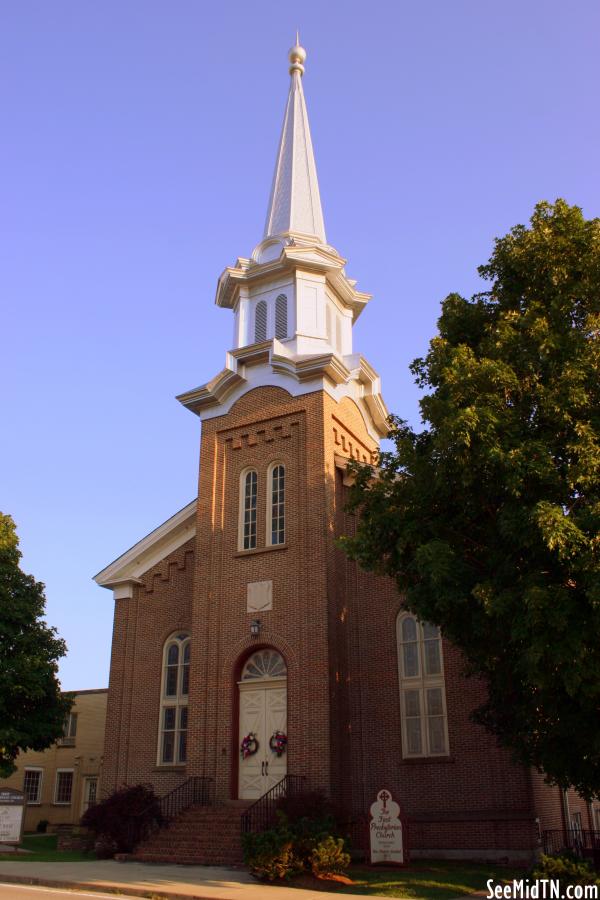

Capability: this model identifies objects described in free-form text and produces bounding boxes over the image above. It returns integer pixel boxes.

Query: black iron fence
[240,774,305,835]
[542,829,600,870]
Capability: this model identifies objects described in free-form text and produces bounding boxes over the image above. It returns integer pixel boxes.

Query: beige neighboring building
[0,689,107,832]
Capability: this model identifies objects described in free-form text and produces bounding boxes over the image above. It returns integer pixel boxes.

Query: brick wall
[101,541,194,797]
[189,386,332,800]
[101,383,591,860]
[323,393,539,857]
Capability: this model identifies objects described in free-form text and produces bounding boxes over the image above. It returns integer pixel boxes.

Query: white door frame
[238,676,287,800]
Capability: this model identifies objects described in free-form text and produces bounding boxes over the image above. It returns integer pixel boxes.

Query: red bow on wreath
[241,732,259,759]
[269,730,287,757]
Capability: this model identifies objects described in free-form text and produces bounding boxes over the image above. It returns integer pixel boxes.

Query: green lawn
[327,861,524,899]
[3,833,94,862]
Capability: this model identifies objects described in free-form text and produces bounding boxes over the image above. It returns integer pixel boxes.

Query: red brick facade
[101,383,598,862]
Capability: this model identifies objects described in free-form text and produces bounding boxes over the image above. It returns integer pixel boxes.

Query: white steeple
[262,40,326,245]
[177,41,389,442]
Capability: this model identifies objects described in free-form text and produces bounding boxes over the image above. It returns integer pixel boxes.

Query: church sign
[0,789,26,845]
[369,789,406,865]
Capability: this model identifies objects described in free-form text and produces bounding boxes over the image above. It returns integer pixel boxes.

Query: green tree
[342,200,600,797]
[0,514,72,777]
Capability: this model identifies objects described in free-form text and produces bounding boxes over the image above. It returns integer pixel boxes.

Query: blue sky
[2,0,599,690]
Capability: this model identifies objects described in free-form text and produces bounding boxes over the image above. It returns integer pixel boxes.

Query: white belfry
[263,42,326,245]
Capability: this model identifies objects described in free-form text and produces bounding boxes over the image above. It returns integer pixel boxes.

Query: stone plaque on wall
[369,789,404,864]
[0,789,25,845]
[247,580,273,612]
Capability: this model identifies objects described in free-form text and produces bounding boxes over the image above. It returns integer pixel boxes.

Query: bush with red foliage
[81,783,164,855]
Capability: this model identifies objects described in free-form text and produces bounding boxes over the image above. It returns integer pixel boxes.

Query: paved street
[0,859,360,900]
[0,887,141,900]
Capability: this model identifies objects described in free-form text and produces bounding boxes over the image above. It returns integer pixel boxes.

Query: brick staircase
[132,801,250,866]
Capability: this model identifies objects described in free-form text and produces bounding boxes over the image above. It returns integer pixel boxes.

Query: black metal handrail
[542,829,600,870]
[240,774,305,834]
[125,776,213,851]
[159,775,213,823]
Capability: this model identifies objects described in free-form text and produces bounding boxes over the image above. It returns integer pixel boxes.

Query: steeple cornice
[215,245,371,320]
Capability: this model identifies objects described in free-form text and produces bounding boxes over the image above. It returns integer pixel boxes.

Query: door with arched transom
[238,649,287,799]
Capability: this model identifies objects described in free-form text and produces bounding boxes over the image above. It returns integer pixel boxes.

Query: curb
[0,872,239,900]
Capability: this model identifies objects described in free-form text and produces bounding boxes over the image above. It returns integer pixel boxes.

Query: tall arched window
[239,469,258,550]
[396,613,449,758]
[268,463,285,545]
[159,633,190,765]
[255,301,267,342]
[275,294,288,339]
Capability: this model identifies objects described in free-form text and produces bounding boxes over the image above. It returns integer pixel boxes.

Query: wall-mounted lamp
[250,619,261,638]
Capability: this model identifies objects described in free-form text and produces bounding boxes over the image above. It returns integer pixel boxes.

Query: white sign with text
[370,788,404,864]
[0,805,24,843]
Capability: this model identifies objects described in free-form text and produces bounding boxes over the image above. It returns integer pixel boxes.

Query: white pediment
[94,500,197,598]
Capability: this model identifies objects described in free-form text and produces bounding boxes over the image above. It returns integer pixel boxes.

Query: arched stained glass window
[241,649,287,681]
[396,613,449,758]
[255,300,267,342]
[159,633,190,765]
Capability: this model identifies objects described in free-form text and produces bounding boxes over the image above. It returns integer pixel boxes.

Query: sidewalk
[0,858,365,900]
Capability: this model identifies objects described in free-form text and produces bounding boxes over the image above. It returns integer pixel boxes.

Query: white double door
[238,679,287,800]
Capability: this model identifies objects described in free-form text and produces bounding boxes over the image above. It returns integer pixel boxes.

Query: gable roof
[94,499,197,594]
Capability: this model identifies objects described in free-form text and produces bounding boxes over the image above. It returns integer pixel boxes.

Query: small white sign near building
[370,788,405,865]
[0,789,26,845]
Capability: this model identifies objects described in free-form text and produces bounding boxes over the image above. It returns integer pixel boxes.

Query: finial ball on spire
[289,42,306,76]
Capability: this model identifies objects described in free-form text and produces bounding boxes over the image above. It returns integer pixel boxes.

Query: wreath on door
[269,730,287,757]
[240,732,259,759]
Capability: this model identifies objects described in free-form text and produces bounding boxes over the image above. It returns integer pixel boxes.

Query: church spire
[262,40,327,244]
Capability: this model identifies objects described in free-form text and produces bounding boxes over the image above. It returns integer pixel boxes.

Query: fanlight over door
[241,649,287,681]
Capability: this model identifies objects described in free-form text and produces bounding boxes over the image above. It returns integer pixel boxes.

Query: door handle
[261,761,264,776]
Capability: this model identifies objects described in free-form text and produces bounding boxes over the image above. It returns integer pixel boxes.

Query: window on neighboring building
[54,769,74,805]
[240,469,258,550]
[396,613,449,758]
[57,711,77,746]
[23,768,43,804]
[275,294,287,339]
[255,300,267,342]
[268,463,285,545]
[82,776,98,814]
[159,633,190,765]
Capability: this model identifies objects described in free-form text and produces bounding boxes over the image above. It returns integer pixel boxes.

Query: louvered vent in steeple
[275,294,288,339]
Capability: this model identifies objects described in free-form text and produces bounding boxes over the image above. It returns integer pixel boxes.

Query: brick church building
[95,41,599,863]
